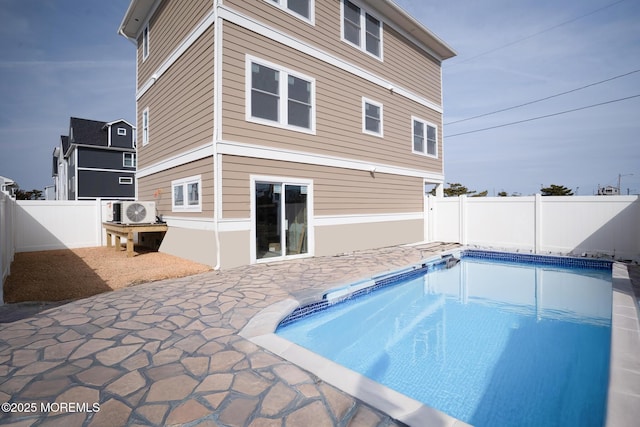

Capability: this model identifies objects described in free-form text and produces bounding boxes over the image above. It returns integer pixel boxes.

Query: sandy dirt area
[3,246,212,303]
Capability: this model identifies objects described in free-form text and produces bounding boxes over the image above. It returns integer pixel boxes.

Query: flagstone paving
[0,243,463,426]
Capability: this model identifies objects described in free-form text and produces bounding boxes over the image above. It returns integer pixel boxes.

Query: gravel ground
[2,246,212,303]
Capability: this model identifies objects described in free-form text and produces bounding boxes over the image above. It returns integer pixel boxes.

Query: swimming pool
[276,250,613,427]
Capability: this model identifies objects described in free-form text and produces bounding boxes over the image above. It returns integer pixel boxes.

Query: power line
[447,0,628,68]
[445,68,640,125]
[445,94,640,139]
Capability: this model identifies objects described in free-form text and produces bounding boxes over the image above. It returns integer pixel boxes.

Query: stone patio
[2,243,638,426]
[0,242,462,426]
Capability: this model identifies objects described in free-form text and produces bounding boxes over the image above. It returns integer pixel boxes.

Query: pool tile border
[462,249,613,270]
[279,250,613,328]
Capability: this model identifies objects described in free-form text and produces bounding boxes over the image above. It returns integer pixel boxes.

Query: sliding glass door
[255,181,308,261]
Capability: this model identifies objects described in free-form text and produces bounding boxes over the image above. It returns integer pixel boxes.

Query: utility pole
[618,173,634,194]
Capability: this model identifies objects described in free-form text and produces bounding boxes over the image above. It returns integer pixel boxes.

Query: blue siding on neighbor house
[77,170,135,199]
[78,147,135,171]
[55,117,136,200]
[109,122,135,149]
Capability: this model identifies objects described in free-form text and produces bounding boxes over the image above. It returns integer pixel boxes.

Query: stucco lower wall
[315,219,424,257]
[160,226,217,267]
[219,230,251,269]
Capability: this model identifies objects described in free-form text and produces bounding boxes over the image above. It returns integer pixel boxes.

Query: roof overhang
[0,176,15,186]
[117,0,456,60]
[118,0,158,41]
[103,119,136,129]
[377,0,456,60]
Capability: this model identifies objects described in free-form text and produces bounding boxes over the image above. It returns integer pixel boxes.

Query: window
[174,185,184,206]
[342,0,382,59]
[123,153,136,168]
[412,117,437,157]
[142,108,149,146]
[172,175,202,212]
[268,0,314,23]
[142,24,149,61]
[362,97,383,137]
[119,177,133,185]
[117,127,127,136]
[247,56,315,133]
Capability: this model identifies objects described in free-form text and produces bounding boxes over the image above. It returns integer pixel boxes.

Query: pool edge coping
[239,307,469,427]
[606,262,640,427]
[240,249,640,427]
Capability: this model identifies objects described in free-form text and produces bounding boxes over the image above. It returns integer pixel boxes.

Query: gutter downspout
[212,0,223,270]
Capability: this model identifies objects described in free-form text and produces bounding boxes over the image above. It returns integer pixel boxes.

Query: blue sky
[0,0,638,196]
[400,0,640,195]
[0,0,135,192]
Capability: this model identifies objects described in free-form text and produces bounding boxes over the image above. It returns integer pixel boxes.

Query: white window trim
[265,0,315,25]
[142,24,150,61]
[245,55,316,135]
[172,175,202,212]
[362,97,383,137]
[340,0,384,61]
[119,177,133,185]
[142,107,149,146]
[123,152,136,168]
[117,127,127,136]
[411,116,438,158]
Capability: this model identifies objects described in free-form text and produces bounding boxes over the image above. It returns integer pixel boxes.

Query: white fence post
[423,193,428,242]
[427,195,436,243]
[96,198,102,247]
[534,194,542,254]
[459,195,467,245]
[1,192,17,304]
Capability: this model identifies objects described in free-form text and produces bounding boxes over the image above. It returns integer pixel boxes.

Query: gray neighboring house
[52,117,137,200]
[0,176,17,198]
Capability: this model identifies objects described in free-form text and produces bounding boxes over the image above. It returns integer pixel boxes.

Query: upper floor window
[172,175,201,212]
[268,0,314,23]
[142,25,149,61]
[362,97,383,137]
[142,108,149,146]
[246,56,316,134]
[412,117,437,158]
[117,127,127,136]
[123,153,137,168]
[342,0,382,59]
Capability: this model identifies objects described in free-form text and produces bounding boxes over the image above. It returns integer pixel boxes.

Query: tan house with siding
[118,0,455,268]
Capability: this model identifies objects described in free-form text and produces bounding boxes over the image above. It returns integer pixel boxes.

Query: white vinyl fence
[1,191,16,302]
[14,200,108,252]
[1,199,118,304]
[2,195,639,303]
[427,195,640,261]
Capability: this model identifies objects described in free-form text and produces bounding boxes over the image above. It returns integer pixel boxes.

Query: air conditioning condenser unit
[117,201,156,225]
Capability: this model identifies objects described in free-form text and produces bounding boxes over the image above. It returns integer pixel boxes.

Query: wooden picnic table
[103,222,168,257]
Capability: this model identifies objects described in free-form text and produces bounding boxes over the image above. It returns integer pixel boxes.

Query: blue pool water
[276,253,612,427]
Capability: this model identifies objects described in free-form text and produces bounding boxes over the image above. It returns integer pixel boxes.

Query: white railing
[427,195,640,261]
[1,191,16,302]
